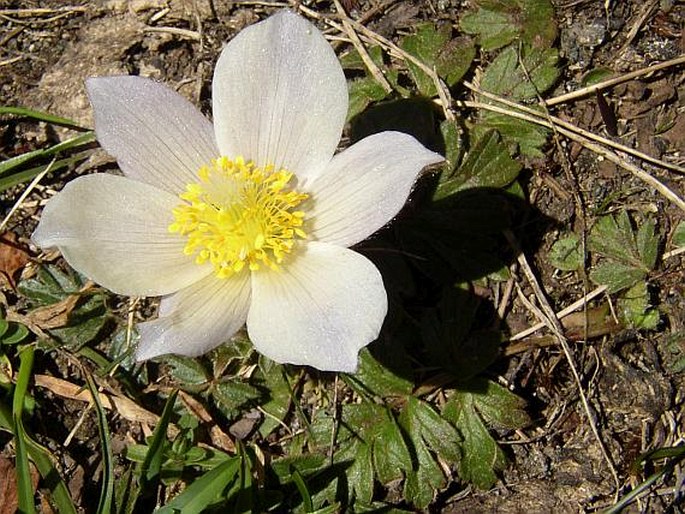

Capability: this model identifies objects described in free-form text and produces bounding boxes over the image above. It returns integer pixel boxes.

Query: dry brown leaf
[34,374,177,434]
[27,294,80,330]
[179,391,235,453]
[26,281,94,330]
[0,233,30,290]
[0,455,40,514]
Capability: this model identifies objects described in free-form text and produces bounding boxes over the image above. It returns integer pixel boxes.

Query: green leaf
[443,378,529,489]
[480,45,559,101]
[373,413,412,483]
[618,282,659,330]
[347,76,389,121]
[673,221,685,248]
[0,321,29,345]
[434,130,521,200]
[258,362,294,438]
[581,67,614,86]
[637,218,659,270]
[212,381,261,416]
[460,0,557,51]
[0,106,88,129]
[348,348,413,397]
[549,234,584,271]
[439,119,464,174]
[589,211,660,293]
[400,397,462,508]
[348,442,374,505]
[461,8,519,51]
[166,355,210,386]
[339,45,384,70]
[400,24,474,96]
[590,263,646,294]
[477,111,550,157]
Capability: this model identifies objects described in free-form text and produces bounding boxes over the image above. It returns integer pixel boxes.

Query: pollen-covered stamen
[169,156,308,278]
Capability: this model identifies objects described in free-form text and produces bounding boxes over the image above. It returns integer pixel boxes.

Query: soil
[1,0,685,513]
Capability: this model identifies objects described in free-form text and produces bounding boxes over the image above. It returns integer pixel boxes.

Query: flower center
[169,156,308,278]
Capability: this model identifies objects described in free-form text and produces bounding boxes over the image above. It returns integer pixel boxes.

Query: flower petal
[212,11,347,184]
[247,241,386,372]
[32,174,211,296]
[307,131,443,247]
[86,76,218,194]
[136,271,251,361]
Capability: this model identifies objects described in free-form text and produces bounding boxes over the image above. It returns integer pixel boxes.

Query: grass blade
[13,345,36,514]
[0,131,95,178]
[140,389,178,488]
[84,372,114,514]
[0,106,89,130]
[156,457,240,514]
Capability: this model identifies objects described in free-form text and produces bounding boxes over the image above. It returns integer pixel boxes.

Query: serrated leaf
[443,388,506,489]
[636,218,659,270]
[434,130,521,200]
[618,282,659,330]
[339,45,384,70]
[589,211,642,267]
[349,348,413,397]
[477,111,550,157]
[461,8,519,51]
[373,414,412,483]
[166,355,210,386]
[440,119,463,174]
[258,362,294,438]
[467,378,530,430]
[549,234,583,271]
[404,397,461,462]
[212,381,261,416]
[347,441,374,505]
[480,45,559,101]
[347,76,390,121]
[400,397,461,507]
[673,221,685,248]
[590,262,646,294]
[400,24,474,97]
[461,0,556,51]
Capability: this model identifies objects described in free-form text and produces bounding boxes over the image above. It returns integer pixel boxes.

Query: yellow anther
[170,156,309,278]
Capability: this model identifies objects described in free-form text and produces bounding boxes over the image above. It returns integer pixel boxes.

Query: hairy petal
[87,76,218,194]
[307,131,443,247]
[213,10,347,185]
[247,241,386,372]
[32,174,211,296]
[136,271,251,360]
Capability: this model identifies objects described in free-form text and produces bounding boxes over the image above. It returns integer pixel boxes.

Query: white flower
[32,11,442,372]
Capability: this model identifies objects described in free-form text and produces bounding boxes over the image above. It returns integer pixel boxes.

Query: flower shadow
[345,97,555,387]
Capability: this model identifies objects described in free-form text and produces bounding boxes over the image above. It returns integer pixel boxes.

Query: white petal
[247,241,387,372]
[87,76,218,194]
[212,10,347,184]
[136,271,251,361]
[307,131,443,247]
[32,174,211,296]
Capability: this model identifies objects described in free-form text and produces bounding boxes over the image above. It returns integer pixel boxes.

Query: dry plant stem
[331,0,392,93]
[545,54,685,106]
[616,0,659,56]
[510,285,609,341]
[464,82,685,175]
[0,157,55,233]
[0,7,86,16]
[143,26,201,41]
[464,100,685,213]
[505,230,621,493]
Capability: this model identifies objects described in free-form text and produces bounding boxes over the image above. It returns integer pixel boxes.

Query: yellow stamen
[169,156,308,278]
